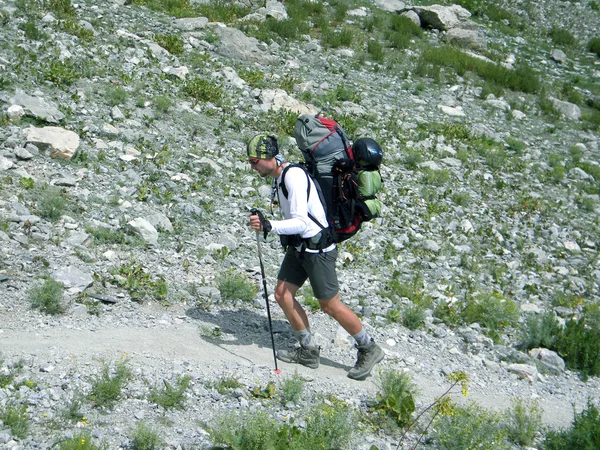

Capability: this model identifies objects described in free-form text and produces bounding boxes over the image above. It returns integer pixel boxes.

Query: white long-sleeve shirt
[270,165,335,252]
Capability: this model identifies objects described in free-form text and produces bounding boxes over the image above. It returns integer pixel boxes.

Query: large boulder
[24,126,80,160]
[10,90,65,123]
[408,4,471,31]
[211,24,277,64]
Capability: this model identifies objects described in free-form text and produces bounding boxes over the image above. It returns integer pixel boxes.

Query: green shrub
[88,359,133,409]
[37,187,67,221]
[154,95,173,113]
[217,270,258,302]
[209,375,243,394]
[433,403,510,450]
[0,401,29,439]
[106,86,128,106]
[402,304,426,330]
[30,278,65,315]
[385,14,422,49]
[518,311,562,351]
[557,317,600,378]
[543,400,600,450]
[588,37,600,57]
[461,292,519,341]
[194,0,250,23]
[404,149,423,169]
[19,19,47,40]
[321,27,354,48]
[44,0,75,18]
[61,393,85,422]
[372,369,416,428]
[131,0,196,18]
[367,40,384,62]
[452,192,471,206]
[57,432,105,450]
[61,19,94,40]
[422,168,451,186]
[208,400,354,450]
[549,27,577,47]
[130,422,163,450]
[279,371,304,404]
[148,375,191,410]
[419,46,540,94]
[43,59,81,86]
[183,77,223,106]
[110,262,168,302]
[153,33,184,55]
[503,398,543,446]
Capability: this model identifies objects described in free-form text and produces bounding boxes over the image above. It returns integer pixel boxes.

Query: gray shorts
[277,247,339,300]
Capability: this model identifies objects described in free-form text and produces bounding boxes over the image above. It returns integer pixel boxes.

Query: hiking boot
[347,339,384,380]
[277,345,320,369]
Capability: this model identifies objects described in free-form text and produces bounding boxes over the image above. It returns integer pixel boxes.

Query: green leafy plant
[557,317,600,378]
[110,262,168,302]
[518,311,562,351]
[461,292,520,342]
[249,381,277,399]
[0,401,29,439]
[37,187,67,221]
[154,95,173,113]
[279,371,304,404]
[432,402,510,450]
[543,399,600,450]
[367,40,384,62]
[106,86,128,106]
[401,304,426,330]
[130,421,163,450]
[88,359,133,409]
[588,37,600,57]
[503,398,542,446]
[210,375,243,395]
[30,278,65,315]
[43,59,81,87]
[217,270,257,302]
[61,393,85,422]
[549,27,577,47]
[153,33,184,55]
[148,375,191,410]
[371,369,416,428]
[56,432,105,449]
[183,77,223,106]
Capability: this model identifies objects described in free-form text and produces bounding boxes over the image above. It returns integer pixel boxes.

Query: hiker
[246,134,384,381]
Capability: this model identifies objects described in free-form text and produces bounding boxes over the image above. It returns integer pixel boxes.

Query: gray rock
[550,97,581,120]
[211,25,277,63]
[529,348,565,374]
[10,90,65,123]
[24,126,80,160]
[51,266,94,292]
[127,218,159,245]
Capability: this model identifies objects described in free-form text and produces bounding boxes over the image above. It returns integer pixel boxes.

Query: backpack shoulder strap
[279,163,327,230]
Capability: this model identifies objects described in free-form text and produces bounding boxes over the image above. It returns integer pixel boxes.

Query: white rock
[24,126,80,160]
[127,218,158,245]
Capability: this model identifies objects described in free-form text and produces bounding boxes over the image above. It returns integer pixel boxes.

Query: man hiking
[247,134,384,381]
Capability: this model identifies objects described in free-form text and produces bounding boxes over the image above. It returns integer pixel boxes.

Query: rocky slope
[0,0,599,448]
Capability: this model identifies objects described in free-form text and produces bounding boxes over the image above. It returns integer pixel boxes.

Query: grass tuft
[30,278,65,315]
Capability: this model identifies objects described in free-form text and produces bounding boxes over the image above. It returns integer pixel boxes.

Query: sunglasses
[248,158,261,166]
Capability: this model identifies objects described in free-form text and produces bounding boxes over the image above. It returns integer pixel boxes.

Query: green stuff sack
[358,169,383,218]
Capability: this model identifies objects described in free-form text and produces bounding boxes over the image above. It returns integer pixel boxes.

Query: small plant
[148,375,191,410]
[518,311,562,351]
[153,33,184,55]
[30,278,65,315]
[249,381,277,399]
[0,401,29,439]
[37,187,67,221]
[57,432,104,450]
[106,86,128,106]
[88,359,133,409]
[371,369,416,428]
[19,177,35,190]
[557,317,600,378]
[130,421,163,450]
[401,304,426,330]
[452,191,471,206]
[549,27,577,47]
[587,37,600,57]
[543,399,600,450]
[279,371,304,404]
[43,59,81,87]
[217,270,257,302]
[432,402,511,450]
[461,291,520,342]
[183,77,223,106]
[503,398,542,446]
[110,262,168,302]
[61,393,85,422]
[210,375,243,395]
[154,95,173,113]
[367,40,384,62]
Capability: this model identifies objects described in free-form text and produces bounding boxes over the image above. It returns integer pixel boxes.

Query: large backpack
[282,113,383,243]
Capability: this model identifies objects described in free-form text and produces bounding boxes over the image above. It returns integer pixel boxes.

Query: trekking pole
[250,209,280,374]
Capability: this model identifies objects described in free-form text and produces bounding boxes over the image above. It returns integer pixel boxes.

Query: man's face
[248,157,270,177]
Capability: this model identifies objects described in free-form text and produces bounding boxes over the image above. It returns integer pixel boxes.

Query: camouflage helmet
[247,134,279,159]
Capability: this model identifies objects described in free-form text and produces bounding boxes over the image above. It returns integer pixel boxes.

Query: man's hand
[249,209,271,238]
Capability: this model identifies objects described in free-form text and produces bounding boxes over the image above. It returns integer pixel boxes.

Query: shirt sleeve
[270,167,310,236]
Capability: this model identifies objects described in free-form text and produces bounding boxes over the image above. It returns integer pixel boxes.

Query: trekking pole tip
[273,369,281,375]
